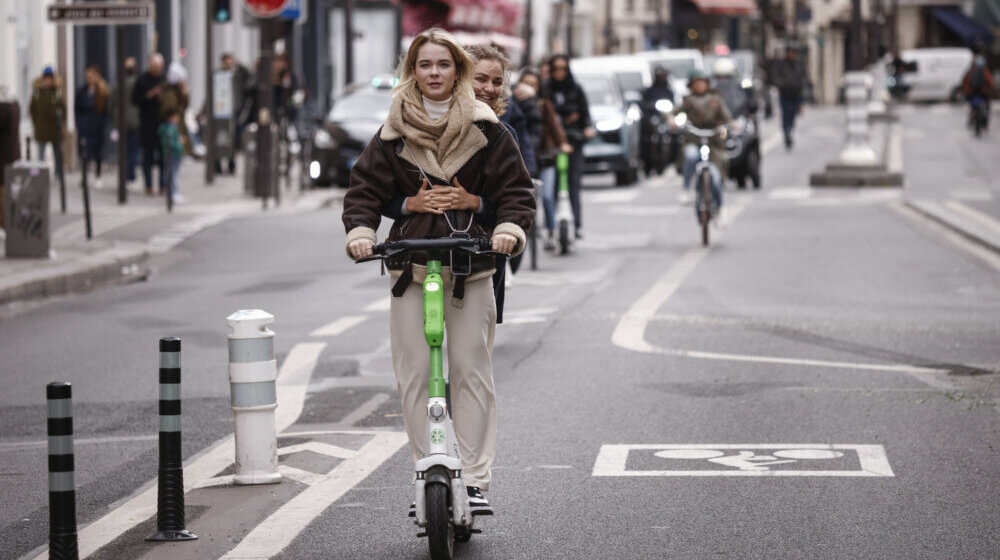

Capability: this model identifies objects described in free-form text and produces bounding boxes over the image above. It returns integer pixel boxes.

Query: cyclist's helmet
[688,69,710,85]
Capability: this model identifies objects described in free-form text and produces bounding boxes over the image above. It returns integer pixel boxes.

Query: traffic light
[214,0,231,23]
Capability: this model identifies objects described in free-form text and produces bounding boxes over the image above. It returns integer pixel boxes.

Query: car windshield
[577,74,618,106]
[329,90,391,122]
[616,72,645,95]
[653,58,696,77]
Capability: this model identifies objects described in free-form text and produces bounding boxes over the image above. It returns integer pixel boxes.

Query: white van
[569,55,652,103]
[900,47,973,102]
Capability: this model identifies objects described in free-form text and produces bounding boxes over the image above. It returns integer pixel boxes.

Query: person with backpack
[962,55,994,131]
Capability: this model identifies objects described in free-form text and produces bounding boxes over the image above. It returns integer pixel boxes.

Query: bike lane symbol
[654,448,847,471]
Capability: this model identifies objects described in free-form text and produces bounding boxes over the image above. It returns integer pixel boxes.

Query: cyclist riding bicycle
[672,69,734,227]
[343,28,535,517]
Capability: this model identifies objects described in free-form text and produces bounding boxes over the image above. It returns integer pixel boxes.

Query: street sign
[47,2,154,25]
[280,0,304,21]
[243,0,288,18]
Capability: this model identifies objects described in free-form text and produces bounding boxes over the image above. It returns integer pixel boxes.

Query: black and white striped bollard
[47,382,78,560]
[146,337,197,542]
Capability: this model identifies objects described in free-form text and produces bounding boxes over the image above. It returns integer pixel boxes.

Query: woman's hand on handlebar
[349,238,375,260]
[492,233,517,254]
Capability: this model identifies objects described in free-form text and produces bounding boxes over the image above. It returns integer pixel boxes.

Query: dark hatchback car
[308,79,393,187]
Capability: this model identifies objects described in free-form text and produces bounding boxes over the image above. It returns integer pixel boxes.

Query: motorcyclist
[962,54,994,130]
[640,67,675,176]
[671,69,733,227]
[712,57,758,118]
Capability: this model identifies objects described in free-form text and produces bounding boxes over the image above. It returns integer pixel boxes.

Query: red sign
[243,0,288,18]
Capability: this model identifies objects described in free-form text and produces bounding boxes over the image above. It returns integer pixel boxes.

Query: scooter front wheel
[426,481,454,560]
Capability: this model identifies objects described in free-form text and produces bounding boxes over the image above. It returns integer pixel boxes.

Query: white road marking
[576,232,652,250]
[277,441,360,460]
[364,297,392,312]
[275,342,328,432]
[503,307,558,325]
[768,187,813,200]
[586,190,641,204]
[593,444,894,477]
[219,432,409,559]
[334,392,391,427]
[310,314,368,337]
[516,268,610,287]
[611,204,953,385]
[610,205,681,216]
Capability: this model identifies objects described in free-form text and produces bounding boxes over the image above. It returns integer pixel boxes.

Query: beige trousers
[389,274,497,490]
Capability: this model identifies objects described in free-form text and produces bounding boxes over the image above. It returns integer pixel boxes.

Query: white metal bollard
[839,72,878,166]
[226,309,282,485]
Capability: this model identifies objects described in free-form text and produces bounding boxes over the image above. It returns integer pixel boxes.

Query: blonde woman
[342,28,535,515]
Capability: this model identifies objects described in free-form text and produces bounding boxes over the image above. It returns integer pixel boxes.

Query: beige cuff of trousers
[345,226,377,259]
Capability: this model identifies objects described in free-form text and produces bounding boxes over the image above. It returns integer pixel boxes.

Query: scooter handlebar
[356,237,507,263]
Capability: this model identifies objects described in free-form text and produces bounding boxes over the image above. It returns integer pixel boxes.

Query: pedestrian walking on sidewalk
[29,66,66,189]
[158,109,184,203]
[770,48,805,150]
[133,53,166,196]
[110,57,140,185]
[545,54,595,239]
[75,65,110,188]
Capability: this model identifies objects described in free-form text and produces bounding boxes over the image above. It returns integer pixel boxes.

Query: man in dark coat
[132,53,166,195]
[28,67,66,189]
[769,48,805,150]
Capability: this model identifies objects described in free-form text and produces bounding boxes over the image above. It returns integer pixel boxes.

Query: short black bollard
[146,337,197,542]
[47,382,79,560]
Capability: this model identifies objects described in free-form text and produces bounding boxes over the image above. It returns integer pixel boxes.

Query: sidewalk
[0,158,344,307]
[895,103,1000,255]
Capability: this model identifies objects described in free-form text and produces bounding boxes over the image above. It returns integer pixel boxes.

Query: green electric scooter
[358,237,504,560]
[554,152,574,255]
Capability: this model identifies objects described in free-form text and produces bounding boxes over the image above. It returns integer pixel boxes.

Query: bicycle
[357,236,505,560]
[683,122,726,246]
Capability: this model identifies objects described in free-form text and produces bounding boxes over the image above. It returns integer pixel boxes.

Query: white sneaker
[677,190,692,204]
[715,206,728,229]
[171,193,186,204]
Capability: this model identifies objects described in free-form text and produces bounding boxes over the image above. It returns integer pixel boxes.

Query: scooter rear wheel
[558,220,571,255]
[426,481,454,560]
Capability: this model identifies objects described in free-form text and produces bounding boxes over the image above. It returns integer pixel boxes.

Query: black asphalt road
[2,106,998,560]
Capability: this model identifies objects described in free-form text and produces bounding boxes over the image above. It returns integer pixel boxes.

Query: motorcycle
[724,114,761,189]
[641,99,675,177]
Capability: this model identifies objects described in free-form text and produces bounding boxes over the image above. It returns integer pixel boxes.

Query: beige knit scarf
[381,83,497,182]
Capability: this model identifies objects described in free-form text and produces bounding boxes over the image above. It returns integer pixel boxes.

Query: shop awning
[932,7,994,47]
[688,0,758,16]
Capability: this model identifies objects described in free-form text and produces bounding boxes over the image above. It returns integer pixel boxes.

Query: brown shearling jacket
[342,120,536,274]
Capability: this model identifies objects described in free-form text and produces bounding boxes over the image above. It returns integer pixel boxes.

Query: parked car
[570,55,652,102]
[898,47,973,102]
[573,71,642,186]
[308,77,393,187]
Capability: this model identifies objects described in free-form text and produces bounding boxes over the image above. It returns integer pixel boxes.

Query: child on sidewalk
[157,108,184,202]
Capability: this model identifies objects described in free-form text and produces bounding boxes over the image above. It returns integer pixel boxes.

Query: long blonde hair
[395,28,475,100]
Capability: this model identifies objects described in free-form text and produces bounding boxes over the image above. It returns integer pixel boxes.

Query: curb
[904,198,1000,255]
[0,244,149,306]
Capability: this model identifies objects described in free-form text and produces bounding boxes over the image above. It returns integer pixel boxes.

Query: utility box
[4,162,51,258]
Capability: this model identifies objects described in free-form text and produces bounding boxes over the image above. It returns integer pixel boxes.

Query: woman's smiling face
[414,42,456,102]
[472,59,504,108]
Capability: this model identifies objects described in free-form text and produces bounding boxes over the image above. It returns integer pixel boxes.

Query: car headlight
[314,129,335,149]
[596,117,624,132]
[626,105,642,123]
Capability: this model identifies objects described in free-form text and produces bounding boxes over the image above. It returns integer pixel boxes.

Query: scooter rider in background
[641,67,676,177]
[712,58,758,118]
[962,53,994,130]
[671,70,734,226]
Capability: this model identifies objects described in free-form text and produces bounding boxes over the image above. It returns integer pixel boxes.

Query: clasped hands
[348,177,516,259]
